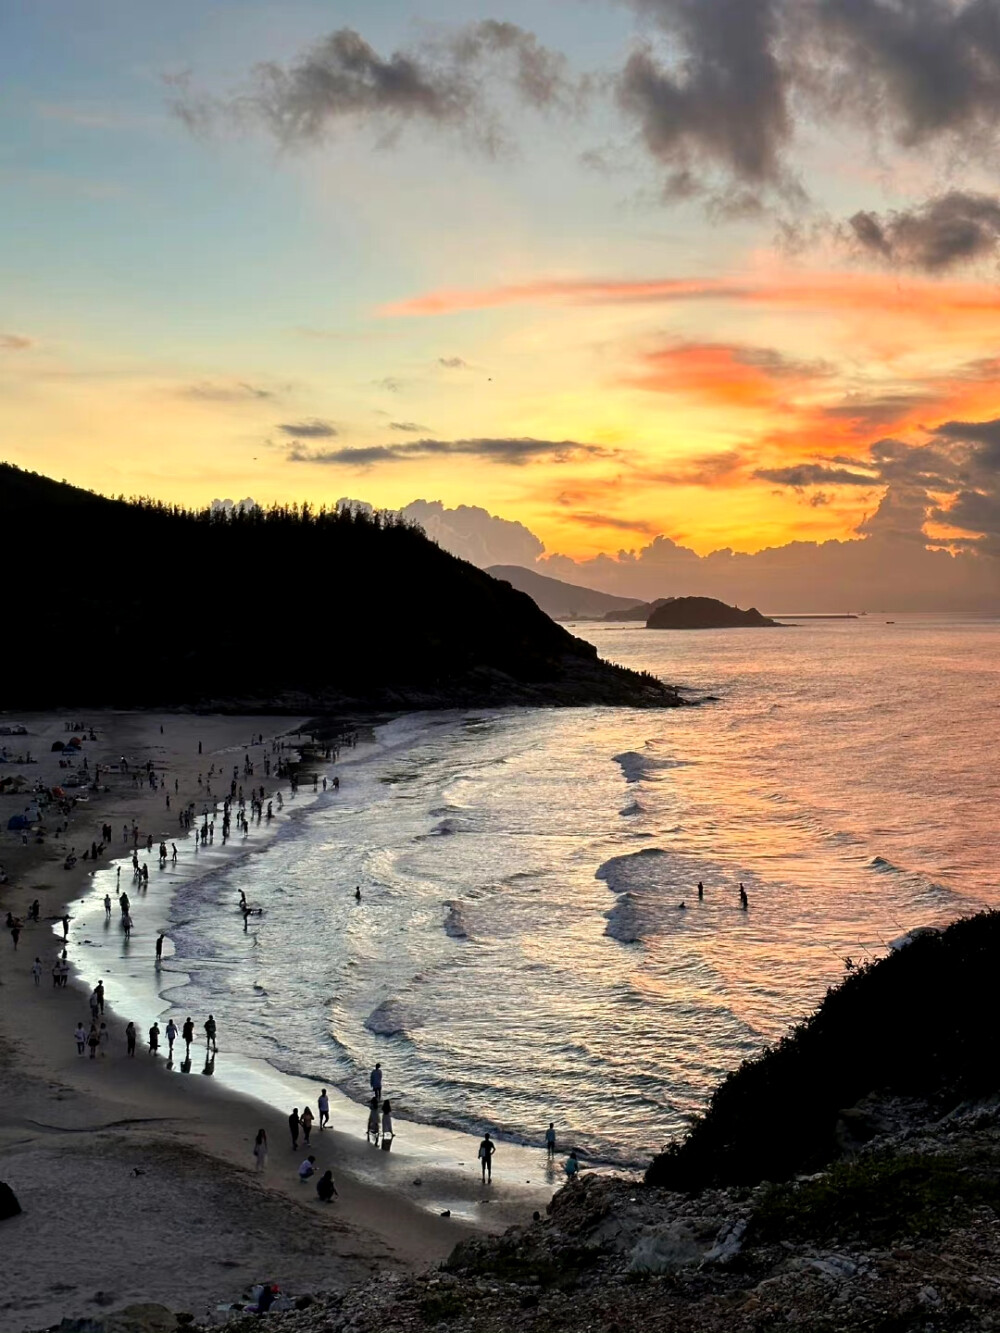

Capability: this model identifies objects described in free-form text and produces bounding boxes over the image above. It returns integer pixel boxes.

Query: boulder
[0,1180,21,1219]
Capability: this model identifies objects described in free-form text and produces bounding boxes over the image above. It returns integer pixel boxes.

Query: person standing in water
[369,1062,383,1101]
[155,933,164,963]
[182,1016,194,1059]
[381,1100,394,1146]
[545,1123,556,1158]
[697,881,704,901]
[739,883,748,910]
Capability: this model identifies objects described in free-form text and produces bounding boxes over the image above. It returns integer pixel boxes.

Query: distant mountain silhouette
[646,597,782,629]
[0,466,680,711]
[486,564,644,620]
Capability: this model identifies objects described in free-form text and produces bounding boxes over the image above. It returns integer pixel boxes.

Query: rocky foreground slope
[199,1091,1000,1333]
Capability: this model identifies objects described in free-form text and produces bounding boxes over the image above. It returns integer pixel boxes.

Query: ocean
[74,613,999,1171]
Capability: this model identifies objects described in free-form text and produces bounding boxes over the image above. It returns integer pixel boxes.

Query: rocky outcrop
[210,1097,1000,1333]
[0,1180,21,1219]
[646,597,782,630]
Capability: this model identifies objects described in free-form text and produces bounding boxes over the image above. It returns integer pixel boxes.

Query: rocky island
[646,596,783,630]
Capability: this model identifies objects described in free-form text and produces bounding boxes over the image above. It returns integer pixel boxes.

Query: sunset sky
[3,0,1000,580]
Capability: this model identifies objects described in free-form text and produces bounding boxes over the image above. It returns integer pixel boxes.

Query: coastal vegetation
[0,465,677,711]
[647,911,1000,1190]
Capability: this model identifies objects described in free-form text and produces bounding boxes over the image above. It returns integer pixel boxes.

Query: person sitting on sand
[316,1170,338,1202]
[297,1155,316,1182]
[564,1150,580,1181]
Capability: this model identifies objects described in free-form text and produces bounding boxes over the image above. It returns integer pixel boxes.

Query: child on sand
[253,1129,268,1172]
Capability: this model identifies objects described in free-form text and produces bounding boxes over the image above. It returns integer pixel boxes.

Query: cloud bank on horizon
[3,0,1000,599]
[363,491,997,612]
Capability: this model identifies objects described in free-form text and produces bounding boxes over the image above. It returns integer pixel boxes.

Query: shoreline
[0,711,550,1332]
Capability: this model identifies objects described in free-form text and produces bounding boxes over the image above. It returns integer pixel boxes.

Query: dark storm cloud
[287,436,613,467]
[616,0,793,193]
[276,418,337,438]
[615,0,1000,204]
[754,463,879,486]
[807,0,1000,149]
[847,192,1000,271]
[937,417,1000,468]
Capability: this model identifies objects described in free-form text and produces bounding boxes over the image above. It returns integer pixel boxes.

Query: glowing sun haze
[2,0,999,601]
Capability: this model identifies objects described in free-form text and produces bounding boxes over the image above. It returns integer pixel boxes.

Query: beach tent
[51,741,65,751]
[7,814,29,830]
[51,786,66,799]
[66,737,82,749]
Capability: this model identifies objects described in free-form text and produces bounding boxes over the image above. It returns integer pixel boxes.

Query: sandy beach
[0,712,536,1332]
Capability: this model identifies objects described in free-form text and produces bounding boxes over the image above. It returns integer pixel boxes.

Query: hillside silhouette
[0,466,679,711]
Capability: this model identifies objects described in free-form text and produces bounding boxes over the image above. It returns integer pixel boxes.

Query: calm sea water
[151,614,999,1166]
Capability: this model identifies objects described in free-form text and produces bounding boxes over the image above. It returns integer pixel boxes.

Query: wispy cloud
[181,380,275,402]
[0,333,35,351]
[390,421,428,433]
[276,418,337,438]
[287,436,616,467]
[381,270,1000,321]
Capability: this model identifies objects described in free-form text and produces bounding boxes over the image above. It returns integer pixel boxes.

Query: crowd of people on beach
[4,720,591,1211]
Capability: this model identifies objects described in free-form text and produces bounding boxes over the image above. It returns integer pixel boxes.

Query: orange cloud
[625,342,829,410]
[379,270,1000,331]
[378,277,746,316]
